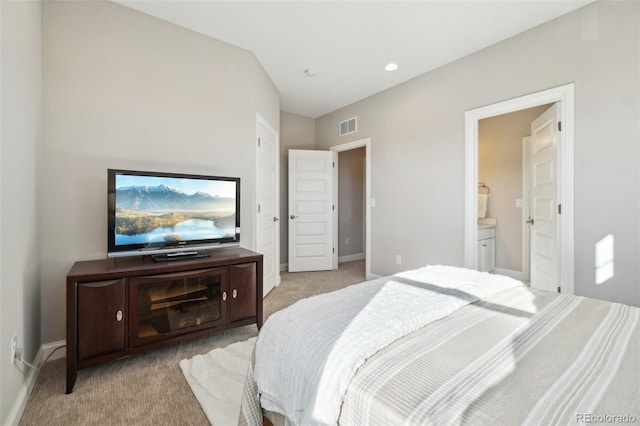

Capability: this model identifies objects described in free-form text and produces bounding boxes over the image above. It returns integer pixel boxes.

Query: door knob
[526,217,534,225]
[290,215,298,219]
[273,217,279,222]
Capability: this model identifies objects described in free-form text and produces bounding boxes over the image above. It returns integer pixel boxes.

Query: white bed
[239,266,640,425]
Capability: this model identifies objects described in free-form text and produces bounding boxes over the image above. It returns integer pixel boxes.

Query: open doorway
[465,84,575,294]
[330,138,373,279]
[478,104,551,282]
[286,139,372,279]
[337,147,365,259]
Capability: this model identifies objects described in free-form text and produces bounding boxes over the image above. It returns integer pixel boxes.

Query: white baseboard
[280,253,364,273]
[5,340,66,426]
[492,268,525,281]
[42,339,66,361]
[338,253,365,263]
[5,349,45,426]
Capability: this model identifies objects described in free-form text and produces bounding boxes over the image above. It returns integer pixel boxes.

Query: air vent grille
[339,117,357,136]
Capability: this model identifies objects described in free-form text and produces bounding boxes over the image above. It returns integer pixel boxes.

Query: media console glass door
[128,267,228,346]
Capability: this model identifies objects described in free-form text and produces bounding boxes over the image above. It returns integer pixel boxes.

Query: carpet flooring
[19,259,366,425]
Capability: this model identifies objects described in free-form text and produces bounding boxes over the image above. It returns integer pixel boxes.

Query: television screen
[107,169,240,258]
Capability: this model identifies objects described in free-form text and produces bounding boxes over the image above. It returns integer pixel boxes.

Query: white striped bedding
[239,269,640,426]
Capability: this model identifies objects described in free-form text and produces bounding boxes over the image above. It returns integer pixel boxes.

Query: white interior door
[257,118,279,295]
[529,103,560,292]
[288,149,336,272]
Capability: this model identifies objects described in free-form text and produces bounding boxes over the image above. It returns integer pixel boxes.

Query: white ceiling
[113,1,593,118]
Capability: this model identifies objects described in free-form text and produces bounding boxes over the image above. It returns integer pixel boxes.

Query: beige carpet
[19,259,365,425]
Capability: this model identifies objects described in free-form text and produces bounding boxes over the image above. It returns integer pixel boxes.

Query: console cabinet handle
[116,310,123,322]
[222,291,227,301]
[232,289,238,299]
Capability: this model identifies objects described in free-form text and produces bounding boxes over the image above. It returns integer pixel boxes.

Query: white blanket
[253,265,523,426]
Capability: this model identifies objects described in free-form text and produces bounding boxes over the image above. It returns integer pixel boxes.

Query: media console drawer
[65,247,262,394]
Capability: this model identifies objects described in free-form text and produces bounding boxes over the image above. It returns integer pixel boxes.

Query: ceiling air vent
[339,117,357,136]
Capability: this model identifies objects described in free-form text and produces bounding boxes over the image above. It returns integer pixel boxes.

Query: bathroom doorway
[478,104,552,283]
[465,84,575,294]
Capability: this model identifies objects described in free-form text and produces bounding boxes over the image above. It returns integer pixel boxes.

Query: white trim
[0,0,4,420]
[338,253,365,263]
[465,83,574,294]
[522,136,531,282]
[5,340,65,426]
[5,350,41,426]
[256,113,281,289]
[281,255,365,272]
[42,340,66,361]
[332,152,339,270]
[330,138,374,280]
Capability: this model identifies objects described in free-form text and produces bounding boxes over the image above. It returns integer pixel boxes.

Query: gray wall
[0,0,42,422]
[40,0,279,345]
[316,1,640,307]
[279,112,316,267]
[479,105,550,273]
[338,147,366,259]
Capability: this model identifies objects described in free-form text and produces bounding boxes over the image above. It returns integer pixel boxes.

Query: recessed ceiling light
[304,68,318,77]
[385,63,399,71]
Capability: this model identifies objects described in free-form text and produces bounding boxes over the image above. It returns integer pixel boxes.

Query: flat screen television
[107,169,240,260]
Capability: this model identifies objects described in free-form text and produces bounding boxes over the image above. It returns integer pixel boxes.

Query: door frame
[255,113,280,287]
[464,84,574,294]
[522,136,532,282]
[330,137,373,280]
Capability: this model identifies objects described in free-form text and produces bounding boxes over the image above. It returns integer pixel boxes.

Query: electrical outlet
[395,255,402,265]
[11,335,17,364]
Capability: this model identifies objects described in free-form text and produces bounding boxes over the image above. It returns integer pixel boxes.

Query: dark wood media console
[65,247,263,393]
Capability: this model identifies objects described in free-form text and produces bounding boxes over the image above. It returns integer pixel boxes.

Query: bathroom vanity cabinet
[477,226,495,272]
